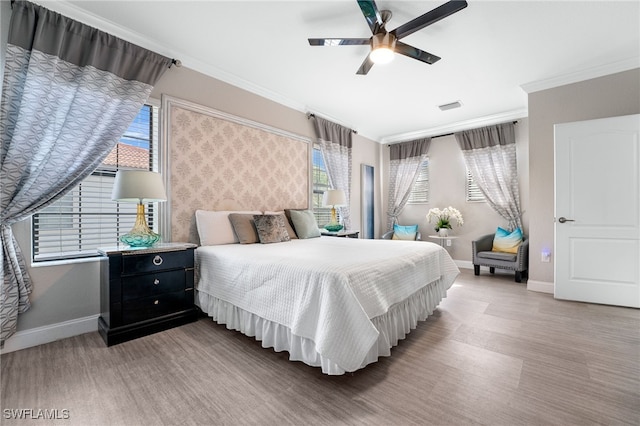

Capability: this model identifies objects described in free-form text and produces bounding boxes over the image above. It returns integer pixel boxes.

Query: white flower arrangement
[426,206,464,231]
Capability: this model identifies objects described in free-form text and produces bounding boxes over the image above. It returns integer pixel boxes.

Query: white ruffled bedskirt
[197,276,450,375]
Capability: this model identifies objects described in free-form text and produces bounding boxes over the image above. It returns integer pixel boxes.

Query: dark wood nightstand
[321,230,360,238]
[98,243,198,346]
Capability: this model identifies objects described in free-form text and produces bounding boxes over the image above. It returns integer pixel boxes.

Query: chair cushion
[391,224,418,240]
[492,227,523,254]
[478,251,517,262]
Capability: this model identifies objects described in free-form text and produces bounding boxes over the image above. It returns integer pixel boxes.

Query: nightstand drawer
[122,291,187,324]
[122,250,193,275]
[122,269,186,301]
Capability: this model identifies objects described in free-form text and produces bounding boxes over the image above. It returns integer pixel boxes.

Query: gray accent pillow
[228,213,259,244]
[289,209,321,239]
[253,214,291,244]
[265,211,298,239]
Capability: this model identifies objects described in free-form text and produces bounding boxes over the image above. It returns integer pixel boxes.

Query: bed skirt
[197,276,450,375]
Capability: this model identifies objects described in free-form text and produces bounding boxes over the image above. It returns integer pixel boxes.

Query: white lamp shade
[322,189,347,207]
[112,170,167,203]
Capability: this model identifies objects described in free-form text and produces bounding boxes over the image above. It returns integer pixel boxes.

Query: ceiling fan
[308,0,468,75]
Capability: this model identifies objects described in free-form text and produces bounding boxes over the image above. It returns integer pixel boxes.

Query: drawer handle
[154,279,160,285]
[152,255,163,266]
[154,300,159,305]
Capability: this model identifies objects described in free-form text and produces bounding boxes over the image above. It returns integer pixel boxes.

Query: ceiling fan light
[370,47,394,64]
[370,32,397,64]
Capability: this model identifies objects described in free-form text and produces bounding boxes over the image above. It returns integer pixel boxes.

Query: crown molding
[521,57,640,94]
[381,108,528,144]
[36,1,308,115]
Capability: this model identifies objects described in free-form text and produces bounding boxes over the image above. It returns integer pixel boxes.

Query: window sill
[31,256,101,268]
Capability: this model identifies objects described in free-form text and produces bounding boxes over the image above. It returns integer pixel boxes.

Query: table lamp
[322,189,346,232]
[112,170,167,247]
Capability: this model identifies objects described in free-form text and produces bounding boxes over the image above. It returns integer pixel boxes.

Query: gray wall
[382,120,530,263]
[527,68,640,287]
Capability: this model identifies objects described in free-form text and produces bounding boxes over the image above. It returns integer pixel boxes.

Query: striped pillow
[492,227,523,254]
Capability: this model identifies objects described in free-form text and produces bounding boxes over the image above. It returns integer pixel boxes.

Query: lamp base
[120,232,160,247]
[120,203,161,247]
[325,206,343,232]
[324,223,344,232]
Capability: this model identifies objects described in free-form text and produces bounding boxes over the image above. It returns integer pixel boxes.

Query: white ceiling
[44,1,640,142]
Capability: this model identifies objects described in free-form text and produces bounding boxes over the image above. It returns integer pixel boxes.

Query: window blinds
[33,105,159,262]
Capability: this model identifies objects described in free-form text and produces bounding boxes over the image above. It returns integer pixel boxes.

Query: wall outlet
[541,251,551,263]
[446,239,452,247]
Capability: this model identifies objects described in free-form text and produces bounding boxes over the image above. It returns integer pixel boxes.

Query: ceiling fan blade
[308,38,371,46]
[392,0,468,40]
[356,56,374,75]
[357,0,384,34]
[395,42,441,65]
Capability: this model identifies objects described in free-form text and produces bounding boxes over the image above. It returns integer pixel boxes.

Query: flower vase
[438,228,450,237]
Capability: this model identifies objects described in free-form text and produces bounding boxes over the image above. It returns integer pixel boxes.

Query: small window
[312,145,332,226]
[408,159,429,204]
[466,169,486,202]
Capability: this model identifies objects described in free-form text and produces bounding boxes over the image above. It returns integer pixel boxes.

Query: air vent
[438,101,462,111]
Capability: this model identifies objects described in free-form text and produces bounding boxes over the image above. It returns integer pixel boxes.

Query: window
[466,169,486,202]
[407,159,429,204]
[32,104,160,262]
[312,145,332,226]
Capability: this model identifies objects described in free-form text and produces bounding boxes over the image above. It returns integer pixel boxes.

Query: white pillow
[195,210,261,245]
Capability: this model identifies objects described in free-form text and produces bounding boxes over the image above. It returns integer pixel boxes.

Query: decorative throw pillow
[228,213,259,244]
[492,227,523,254]
[195,210,261,245]
[265,210,298,239]
[289,209,321,239]
[253,214,291,244]
[391,224,419,240]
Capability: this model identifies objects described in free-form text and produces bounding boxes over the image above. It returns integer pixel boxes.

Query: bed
[195,235,459,375]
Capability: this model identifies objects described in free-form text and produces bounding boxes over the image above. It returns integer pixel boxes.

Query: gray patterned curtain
[0,0,172,346]
[311,116,353,230]
[386,138,431,231]
[455,122,523,230]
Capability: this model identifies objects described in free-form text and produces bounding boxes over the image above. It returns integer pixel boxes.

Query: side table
[427,235,458,248]
[98,242,198,346]
[321,230,360,238]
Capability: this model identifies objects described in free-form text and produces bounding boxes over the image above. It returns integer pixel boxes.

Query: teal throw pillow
[392,224,419,240]
[492,227,523,254]
[289,210,321,239]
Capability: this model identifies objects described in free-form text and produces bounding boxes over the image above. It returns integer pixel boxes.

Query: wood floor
[1,269,639,425]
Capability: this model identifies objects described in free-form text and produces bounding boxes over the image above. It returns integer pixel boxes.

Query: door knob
[558,217,575,223]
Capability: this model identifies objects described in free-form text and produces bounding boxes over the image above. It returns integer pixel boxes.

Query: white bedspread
[196,237,459,372]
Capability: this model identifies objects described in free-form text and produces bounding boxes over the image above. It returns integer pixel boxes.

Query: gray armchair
[381,231,422,241]
[472,233,528,282]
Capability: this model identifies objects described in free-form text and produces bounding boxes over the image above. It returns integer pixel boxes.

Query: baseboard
[0,314,99,354]
[454,260,474,270]
[527,280,554,294]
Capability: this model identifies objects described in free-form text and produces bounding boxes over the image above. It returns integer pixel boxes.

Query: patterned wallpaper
[163,97,310,244]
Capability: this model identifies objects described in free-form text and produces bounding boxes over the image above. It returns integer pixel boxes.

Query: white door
[554,114,640,308]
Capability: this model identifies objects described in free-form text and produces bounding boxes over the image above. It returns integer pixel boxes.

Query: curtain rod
[307,113,357,134]
[387,120,518,146]
[9,0,182,69]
